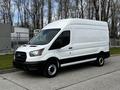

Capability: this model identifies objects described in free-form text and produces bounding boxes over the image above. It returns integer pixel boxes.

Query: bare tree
[110,0,119,38]
[0,0,13,25]
[80,0,84,18]
[63,0,69,18]
[87,0,94,19]
[0,0,119,39]
[40,0,44,28]
[48,0,52,23]
[101,0,111,21]
[57,0,70,19]
[14,0,24,26]
[92,0,99,20]
[57,0,63,19]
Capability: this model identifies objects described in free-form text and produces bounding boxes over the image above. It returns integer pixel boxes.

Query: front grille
[15,52,27,62]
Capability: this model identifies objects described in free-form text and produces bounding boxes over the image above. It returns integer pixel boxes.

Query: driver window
[49,31,70,50]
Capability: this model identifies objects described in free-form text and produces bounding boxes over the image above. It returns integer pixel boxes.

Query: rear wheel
[43,62,58,78]
[96,55,104,66]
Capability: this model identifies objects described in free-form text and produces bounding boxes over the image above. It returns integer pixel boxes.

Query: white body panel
[16,18,109,66]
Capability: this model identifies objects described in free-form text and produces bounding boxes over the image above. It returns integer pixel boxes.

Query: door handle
[69,47,72,49]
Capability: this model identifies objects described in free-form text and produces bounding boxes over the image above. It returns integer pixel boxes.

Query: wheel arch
[47,57,60,68]
[98,51,105,58]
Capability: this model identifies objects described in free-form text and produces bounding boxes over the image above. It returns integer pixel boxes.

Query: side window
[49,31,70,50]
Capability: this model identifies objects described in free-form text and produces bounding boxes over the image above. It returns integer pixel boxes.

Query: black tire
[43,62,58,78]
[95,55,105,66]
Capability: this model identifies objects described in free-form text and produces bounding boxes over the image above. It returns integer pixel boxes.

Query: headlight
[29,49,44,57]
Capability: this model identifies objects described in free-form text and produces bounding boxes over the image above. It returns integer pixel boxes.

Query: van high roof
[43,18,107,30]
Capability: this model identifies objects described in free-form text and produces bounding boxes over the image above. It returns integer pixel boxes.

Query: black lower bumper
[13,61,46,71]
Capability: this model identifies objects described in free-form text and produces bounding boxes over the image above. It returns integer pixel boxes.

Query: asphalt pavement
[0,56,120,90]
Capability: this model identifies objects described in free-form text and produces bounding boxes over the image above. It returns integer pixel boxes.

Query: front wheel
[95,56,105,66]
[43,62,58,78]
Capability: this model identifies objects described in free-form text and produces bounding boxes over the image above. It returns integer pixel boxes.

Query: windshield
[29,29,60,45]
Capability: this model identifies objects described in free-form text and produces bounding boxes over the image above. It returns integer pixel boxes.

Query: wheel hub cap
[99,58,104,65]
[48,64,57,76]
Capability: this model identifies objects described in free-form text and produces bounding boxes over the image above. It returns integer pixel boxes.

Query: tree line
[0,0,120,38]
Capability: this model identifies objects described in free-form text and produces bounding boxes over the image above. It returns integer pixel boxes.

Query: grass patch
[0,54,13,70]
[110,47,120,55]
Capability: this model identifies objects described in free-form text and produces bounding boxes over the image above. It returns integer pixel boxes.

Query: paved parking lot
[0,56,120,90]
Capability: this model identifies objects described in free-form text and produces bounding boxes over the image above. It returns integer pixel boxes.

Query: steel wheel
[43,62,58,78]
[96,56,104,66]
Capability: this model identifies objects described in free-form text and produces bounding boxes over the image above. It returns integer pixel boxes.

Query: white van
[13,18,110,77]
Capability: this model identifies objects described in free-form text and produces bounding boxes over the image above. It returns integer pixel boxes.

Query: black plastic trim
[59,51,110,64]
[13,61,46,71]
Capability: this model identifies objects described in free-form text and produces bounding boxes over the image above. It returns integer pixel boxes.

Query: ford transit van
[13,19,110,77]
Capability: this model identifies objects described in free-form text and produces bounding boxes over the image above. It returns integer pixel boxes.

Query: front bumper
[13,60,46,71]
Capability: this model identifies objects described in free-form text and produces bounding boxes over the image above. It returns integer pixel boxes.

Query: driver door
[49,31,71,60]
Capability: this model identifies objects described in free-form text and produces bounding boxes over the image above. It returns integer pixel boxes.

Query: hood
[16,44,48,52]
